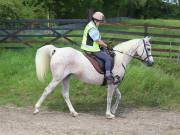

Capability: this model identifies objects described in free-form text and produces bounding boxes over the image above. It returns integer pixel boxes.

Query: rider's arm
[89,28,108,48]
[96,39,107,48]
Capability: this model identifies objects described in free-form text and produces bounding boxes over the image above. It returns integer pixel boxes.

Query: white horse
[33,37,154,119]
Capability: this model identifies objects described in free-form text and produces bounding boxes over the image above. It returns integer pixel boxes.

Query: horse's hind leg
[33,78,60,114]
[61,75,78,117]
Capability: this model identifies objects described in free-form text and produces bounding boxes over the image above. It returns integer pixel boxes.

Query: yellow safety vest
[81,21,100,52]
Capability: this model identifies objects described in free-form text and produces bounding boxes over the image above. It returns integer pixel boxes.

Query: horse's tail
[35,45,56,81]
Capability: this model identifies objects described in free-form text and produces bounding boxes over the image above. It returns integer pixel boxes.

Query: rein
[112,49,143,61]
[111,39,151,62]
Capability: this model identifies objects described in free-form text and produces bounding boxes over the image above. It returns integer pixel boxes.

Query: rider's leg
[93,51,114,84]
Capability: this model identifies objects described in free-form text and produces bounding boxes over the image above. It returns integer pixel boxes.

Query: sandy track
[0,107,180,135]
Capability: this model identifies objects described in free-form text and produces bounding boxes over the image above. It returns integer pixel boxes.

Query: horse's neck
[115,39,139,67]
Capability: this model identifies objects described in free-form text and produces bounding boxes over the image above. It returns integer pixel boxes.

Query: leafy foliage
[0,0,179,19]
[0,0,46,19]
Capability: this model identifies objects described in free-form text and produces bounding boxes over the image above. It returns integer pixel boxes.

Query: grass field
[0,19,180,112]
[0,47,179,112]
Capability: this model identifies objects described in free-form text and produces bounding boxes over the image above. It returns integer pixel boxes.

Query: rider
[81,11,114,84]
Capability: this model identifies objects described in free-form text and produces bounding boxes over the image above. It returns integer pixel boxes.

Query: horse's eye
[147,48,151,51]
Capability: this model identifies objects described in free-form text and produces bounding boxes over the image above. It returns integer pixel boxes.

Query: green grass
[122,19,180,27]
[0,19,180,112]
[120,60,180,110]
[0,48,179,113]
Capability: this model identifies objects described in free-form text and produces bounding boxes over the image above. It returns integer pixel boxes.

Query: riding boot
[105,71,114,84]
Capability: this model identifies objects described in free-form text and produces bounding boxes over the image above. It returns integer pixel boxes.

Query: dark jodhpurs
[92,50,113,72]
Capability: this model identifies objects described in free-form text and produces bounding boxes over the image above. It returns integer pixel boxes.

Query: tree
[0,0,179,19]
[0,0,47,19]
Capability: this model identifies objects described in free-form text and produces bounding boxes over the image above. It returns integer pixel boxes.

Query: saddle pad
[84,53,104,74]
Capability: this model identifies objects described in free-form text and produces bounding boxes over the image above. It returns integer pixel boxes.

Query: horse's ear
[145,36,151,41]
[148,36,151,40]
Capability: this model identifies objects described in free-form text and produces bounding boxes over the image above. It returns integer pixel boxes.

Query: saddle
[83,50,115,75]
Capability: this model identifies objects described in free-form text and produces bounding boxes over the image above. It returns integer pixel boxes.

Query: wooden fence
[0,19,180,59]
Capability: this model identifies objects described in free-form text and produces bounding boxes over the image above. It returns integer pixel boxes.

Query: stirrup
[113,75,121,85]
[105,75,114,84]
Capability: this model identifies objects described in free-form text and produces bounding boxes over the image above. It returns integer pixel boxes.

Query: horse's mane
[114,39,140,52]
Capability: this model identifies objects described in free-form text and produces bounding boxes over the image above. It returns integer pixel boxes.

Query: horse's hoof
[33,109,39,115]
[106,113,115,119]
[111,107,116,115]
[70,111,78,117]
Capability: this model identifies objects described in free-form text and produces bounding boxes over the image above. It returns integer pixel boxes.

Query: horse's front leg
[61,76,78,117]
[111,88,121,114]
[106,84,115,119]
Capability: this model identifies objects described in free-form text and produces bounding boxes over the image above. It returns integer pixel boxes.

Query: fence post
[169,42,172,59]
[144,24,148,37]
[88,9,94,22]
[177,46,180,64]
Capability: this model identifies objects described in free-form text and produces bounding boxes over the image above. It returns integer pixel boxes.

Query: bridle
[112,39,152,62]
[141,39,152,62]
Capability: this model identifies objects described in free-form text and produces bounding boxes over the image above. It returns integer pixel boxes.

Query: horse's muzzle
[147,61,154,66]
[145,56,154,66]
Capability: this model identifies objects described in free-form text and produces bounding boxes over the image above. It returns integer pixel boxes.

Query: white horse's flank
[34,37,154,119]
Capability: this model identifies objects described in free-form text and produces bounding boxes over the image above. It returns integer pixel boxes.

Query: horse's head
[136,37,154,66]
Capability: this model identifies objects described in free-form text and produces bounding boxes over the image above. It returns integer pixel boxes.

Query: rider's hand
[107,45,113,51]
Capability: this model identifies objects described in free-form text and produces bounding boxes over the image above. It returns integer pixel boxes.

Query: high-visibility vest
[81,21,100,52]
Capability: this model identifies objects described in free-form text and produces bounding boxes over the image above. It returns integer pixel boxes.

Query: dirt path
[0,106,180,135]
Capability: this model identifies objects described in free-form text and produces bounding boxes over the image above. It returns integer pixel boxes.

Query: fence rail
[0,19,180,59]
